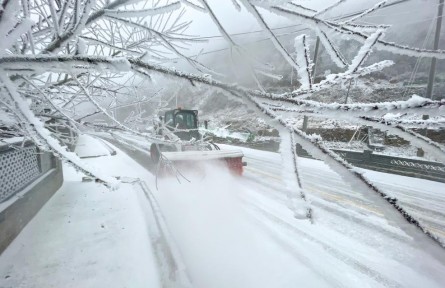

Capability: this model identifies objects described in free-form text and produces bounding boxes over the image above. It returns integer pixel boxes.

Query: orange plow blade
[159,150,246,177]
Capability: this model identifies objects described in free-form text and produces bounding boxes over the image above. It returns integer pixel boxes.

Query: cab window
[165,112,174,126]
[175,113,196,129]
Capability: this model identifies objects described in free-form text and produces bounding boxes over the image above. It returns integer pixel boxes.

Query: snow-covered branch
[0,72,119,187]
[239,0,300,70]
[0,55,131,74]
[270,5,445,60]
[104,2,182,18]
[339,0,387,25]
[294,34,313,89]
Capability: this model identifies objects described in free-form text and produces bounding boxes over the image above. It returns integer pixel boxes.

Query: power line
[185,0,412,41]
[162,0,412,62]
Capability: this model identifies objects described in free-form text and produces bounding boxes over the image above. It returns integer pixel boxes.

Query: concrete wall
[0,147,63,255]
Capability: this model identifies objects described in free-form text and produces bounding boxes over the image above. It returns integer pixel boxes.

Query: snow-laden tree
[1,0,444,245]
[0,0,204,185]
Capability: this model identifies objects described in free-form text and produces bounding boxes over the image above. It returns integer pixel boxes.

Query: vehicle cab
[164,108,200,141]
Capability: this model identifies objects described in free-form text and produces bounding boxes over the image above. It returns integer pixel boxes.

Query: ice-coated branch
[245,93,445,248]
[283,60,394,99]
[0,72,119,187]
[240,0,300,70]
[43,0,96,53]
[0,55,131,74]
[79,36,142,56]
[288,3,316,13]
[179,0,206,12]
[106,15,217,74]
[1,18,34,52]
[129,57,271,98]
[48,0,60,36]
[280,94,444,113]
[315,27,347,68]
[294,34,313,89]
[41,0,143,54]
[271,5,445,60]
[313,0,347,17]
[198,0,235,46]
[129,57,444,116]
[224,0,395,77]
[339,0,387,25]
[72,74,187,146]
[76,89,163,121]
[230,0,241,11]
[0,0,34,53]
[347,28,385,73]
[104,2,181,18]
[196,0,272,89]
[20,76,81,134]
[248,0,290,8]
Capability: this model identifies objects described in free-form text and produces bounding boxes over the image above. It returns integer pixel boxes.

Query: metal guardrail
[335,149,445,183]
[296,144,445,183]
[0,140,56,203]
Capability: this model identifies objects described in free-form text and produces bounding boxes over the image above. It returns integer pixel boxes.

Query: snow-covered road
[150,142,445,287]
[154,148,445,287]
[239,145,445,242]
[197,144,445,288]
[1,135,445,288]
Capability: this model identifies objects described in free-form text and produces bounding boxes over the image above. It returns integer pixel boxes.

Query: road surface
[104,134,445,287]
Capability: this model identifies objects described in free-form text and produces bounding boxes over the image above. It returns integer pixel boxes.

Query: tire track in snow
[245,148,445,243]
[243,200,404,288]
[239,177,413,257]
[244,165,409,243]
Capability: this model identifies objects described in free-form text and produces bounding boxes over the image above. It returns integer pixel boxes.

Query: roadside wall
[0,140,63,254]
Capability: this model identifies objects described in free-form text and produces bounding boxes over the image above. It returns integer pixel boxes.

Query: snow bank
[75,134,110,158]
[0,164,161,288]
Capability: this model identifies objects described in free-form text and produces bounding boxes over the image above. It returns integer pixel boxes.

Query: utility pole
[426,0,444,99]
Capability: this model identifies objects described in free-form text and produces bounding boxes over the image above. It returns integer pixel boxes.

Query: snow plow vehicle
[150,108,246,176]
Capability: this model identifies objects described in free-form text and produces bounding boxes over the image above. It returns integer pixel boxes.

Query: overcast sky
[177,0,439,55]
[183,0,437,34]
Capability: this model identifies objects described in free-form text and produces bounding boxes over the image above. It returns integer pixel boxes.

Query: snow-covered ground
[1,134,445,287]
[0,135,162,288]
